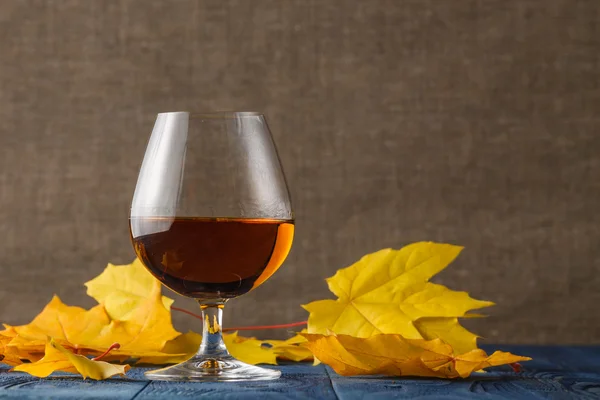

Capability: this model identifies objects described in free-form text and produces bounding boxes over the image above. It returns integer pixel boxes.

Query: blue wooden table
[1,345,599,399]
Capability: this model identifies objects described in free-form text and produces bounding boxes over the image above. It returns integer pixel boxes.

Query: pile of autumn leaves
[0,242,529,380]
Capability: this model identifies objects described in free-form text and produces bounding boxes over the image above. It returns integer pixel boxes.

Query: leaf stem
[172,306,203,320]
[224,321,307,332]
[171,306,307,331]
[92,343,121,361]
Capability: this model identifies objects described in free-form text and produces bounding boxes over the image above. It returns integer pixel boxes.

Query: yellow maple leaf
[84,258,174,321]
[130,331,280,366]
[301,333,530,378]
[303,243,494,353]
[161,331,202,354]
[134,330,312,366]
[265,333,313,362]
[414,317,478,354]
[132,331,201,365]
[13,339,129,380]
[224,332,278,365]
[116,279,180,352]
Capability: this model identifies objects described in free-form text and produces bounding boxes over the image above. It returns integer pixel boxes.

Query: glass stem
[196,302,230,359]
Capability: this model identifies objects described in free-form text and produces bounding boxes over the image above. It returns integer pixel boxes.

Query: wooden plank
[326,368,586,399]
[0,346,599,399]
[325,345,600,399]
[0,365,147,400]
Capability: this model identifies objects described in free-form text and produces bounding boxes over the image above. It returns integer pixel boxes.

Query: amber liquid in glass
[130,217,294,298]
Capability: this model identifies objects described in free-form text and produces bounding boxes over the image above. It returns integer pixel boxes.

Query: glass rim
[157,111,265,119]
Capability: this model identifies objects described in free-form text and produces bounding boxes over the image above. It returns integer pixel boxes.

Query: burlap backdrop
[0,0,598,343]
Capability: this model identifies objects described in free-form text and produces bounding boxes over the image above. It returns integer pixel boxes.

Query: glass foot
[144,355,281,382]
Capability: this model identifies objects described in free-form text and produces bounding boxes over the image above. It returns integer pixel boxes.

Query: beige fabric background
[0,0,599,344]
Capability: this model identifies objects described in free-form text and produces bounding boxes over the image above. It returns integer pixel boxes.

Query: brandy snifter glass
[130,111,294,381]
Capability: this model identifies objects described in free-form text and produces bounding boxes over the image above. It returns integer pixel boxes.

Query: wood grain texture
[0,346,599,399]
[0,0,599,344]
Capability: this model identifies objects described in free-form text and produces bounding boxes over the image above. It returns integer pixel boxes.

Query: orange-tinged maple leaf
[7,296,117,350]
[301,333,530,378]
[303,243,494,353]
[13,339,129,380]
[5,290,179,362]
[0,333,22,366]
